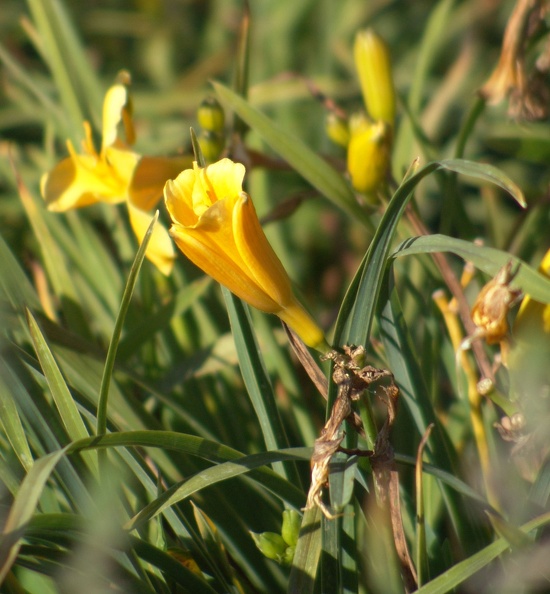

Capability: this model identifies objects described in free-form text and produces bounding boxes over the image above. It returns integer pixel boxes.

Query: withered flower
[470,261,522,344]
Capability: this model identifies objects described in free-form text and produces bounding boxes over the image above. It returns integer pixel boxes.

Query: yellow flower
[347,114,391,198]
[41,74,192,275]
[164,158,328,351]
[354,28,396,127]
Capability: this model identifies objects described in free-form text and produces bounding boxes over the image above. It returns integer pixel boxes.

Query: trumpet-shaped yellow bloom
[41,75,192,275]
[164,158,328,351]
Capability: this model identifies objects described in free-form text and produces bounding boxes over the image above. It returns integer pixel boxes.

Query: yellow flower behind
[41,74,192,275]
[164,158,328,351]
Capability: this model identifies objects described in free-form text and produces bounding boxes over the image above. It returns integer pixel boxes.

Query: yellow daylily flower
[164,158,328,351]
[41,74,192,275]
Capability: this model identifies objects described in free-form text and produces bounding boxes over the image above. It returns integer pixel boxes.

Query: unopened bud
[347,114,391,197]
[197,96,225,133]
[281,510,301,547]
[251,531,287,563]
[325,112,350,147]
[354,29,396,126]
[198,130,225,163]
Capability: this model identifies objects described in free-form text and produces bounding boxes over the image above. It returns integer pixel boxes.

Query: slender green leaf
[0,231,40,311]
[0,373,34,473]
[96,212,159,436]
[26,0,102,137]
[223,288,299,484]
[415,512,550,594]
[393,234,550,302]
[26,310,96,476]
[288,506,322,594]
[0,447,68,583]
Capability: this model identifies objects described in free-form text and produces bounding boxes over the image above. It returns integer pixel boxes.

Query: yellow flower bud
[325,112,350,147]
[347,114,391,198]
[197,96,225,133]
[354,29,396,127]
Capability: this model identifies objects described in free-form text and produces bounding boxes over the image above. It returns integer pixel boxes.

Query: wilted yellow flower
[479,0,548,120]
[164,158,328,351]
[347,114,391,198]
[354,28,396,127]
[470,261,522,345]
[41,74,192,275]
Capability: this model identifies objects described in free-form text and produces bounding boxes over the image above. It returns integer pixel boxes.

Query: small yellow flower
[354,28,396,127]
[347,114,391,198]
[164,158,328,351]
[41,74,192,275]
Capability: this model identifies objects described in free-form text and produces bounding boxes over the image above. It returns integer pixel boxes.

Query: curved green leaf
[393,234,550,302]
[415,512,550,594]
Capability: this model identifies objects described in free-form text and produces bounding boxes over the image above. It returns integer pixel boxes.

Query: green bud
[198,130,225,163]
[197,96,225,133]
[251,531,287,563]
[282,545,296,565]
[281,510,301,547]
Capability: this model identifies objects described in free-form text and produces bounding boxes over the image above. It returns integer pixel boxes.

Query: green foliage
[2,0,550,592]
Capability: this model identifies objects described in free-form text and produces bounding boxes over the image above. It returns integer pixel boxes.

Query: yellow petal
[42,153,126,211]
[200,158,245,199]
[130,155,194,212]
[127,202,175,276]
[102,82,132,150]
[278,299,329,351]
[194,159,245,214]
[169,224,279,312]
[233,193,293,308]
[165,174,200,227]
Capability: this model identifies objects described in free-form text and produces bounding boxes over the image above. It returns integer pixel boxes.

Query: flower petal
[41,153,128,211]
[102,82,133,150]
[194,159,245,213]
[130,155,194,211]
[127,201,175,275]
[233,193,293,307]
[165,173,199,227]
[169,223,279,312]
